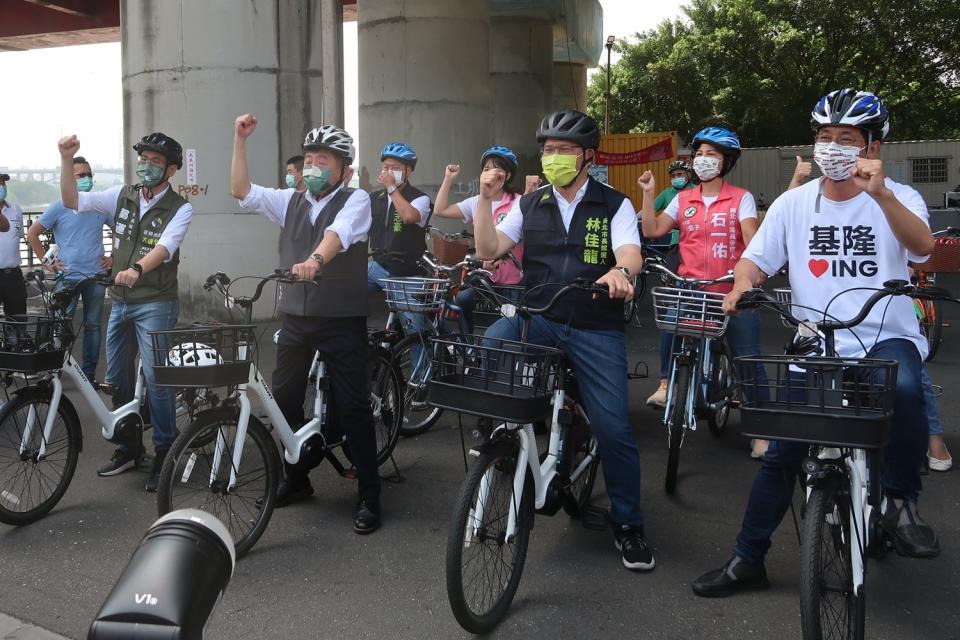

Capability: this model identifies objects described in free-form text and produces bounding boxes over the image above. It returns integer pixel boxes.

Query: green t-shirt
[653,183,694,213]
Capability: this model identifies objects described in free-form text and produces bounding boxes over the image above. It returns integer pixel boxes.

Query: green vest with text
[110,185,185,303]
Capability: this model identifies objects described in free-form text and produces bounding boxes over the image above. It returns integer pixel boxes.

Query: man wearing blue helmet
[693,89,938,598]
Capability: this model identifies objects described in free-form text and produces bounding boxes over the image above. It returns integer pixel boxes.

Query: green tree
[6,180,60,211]
[589,0,960,146]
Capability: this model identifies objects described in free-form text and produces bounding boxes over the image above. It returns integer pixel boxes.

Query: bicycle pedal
[580,504,610,531]
[627,361,649,380]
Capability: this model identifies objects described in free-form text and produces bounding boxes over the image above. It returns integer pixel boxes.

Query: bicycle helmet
[133,132,183,168]
[168,343,222,367]
[303,125,356,164]
[480,146,519,170]
[810,88,890,141]
[380,142,418,170]
[668,160,691,173]
[691,127,741,175]
[536,109,601,150]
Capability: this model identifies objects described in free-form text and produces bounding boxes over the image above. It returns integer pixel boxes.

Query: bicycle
[0,271,182,525]
[436,280,606,634]
[156,270,403,557]
[645,258,737,494]
[910,227,960,361]
[734,279,959,640]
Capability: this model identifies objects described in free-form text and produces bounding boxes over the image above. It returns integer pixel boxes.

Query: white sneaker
[750,439,770,459]
[928,455,952,472]
[646,379,668,408]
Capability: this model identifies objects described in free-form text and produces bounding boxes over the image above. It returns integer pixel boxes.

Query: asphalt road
[2,277,959,640]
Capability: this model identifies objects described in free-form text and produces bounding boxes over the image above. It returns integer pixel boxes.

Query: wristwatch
[613,266,632,279]
[131,263,144,275]
[386,185,397,195]
[310,254,324,266]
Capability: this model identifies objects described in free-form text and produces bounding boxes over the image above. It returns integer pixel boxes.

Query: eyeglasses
[74,172,93,179]
[541,145,582,156]
[137,155,166,168]
[815,133,862,146]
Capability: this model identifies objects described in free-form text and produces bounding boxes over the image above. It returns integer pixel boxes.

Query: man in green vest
[58,132,194,492]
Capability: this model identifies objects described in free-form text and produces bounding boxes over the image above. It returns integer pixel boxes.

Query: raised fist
[235,114,258,138]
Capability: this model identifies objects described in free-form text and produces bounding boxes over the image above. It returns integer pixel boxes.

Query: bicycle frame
[662,335,717,432]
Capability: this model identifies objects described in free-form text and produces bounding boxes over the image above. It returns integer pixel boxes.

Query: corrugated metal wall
[599,132,679,210]
[735,140,960,209]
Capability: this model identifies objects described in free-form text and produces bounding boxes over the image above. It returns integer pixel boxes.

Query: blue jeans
[454,287,478,334]
[60,278,107,381]
[921,366,943,436]
[484,316,645,531]
[367,260,431,381]
[106,299,179,451]
[733,338,927,563]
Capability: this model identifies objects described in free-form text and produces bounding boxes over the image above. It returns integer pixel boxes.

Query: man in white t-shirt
[693,89,938,598]
[0,172,26,316]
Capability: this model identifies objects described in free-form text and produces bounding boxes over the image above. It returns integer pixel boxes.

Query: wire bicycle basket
[380,277,450,312]
[0,315,74,373]
[736,354,898,449]
[428,334,564,423]
[150,324,256,388]
[652,286,729,338]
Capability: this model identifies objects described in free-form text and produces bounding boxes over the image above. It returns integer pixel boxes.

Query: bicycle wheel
[0,393,81,526]
[446,446,533,634]
[157,408,280,558]
[562,407,600,517]
[665,362,690,495]
[706,346,734,436]
[394,331,443,436]
[800,484,865,640]
[367,348,403,465]
[921,299,942,362]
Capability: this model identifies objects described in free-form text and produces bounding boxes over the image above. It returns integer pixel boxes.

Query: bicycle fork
[206,392,253,492]
[18,378,64,460]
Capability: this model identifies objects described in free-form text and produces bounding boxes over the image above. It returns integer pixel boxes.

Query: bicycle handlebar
[202,269,320,310]
[642,258,734,287]
[502,279,610,318]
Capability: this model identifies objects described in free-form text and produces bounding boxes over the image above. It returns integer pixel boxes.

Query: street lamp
[605,35,615,135]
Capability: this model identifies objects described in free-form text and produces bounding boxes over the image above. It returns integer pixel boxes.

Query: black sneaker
[97,448,137,477]
[882,498,940,559]
[145,448,168,493]
[613,526,655,571]
[692,555,769,598]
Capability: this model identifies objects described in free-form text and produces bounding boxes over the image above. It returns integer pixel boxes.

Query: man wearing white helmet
[231,114,383,534]
[693,89,937,598]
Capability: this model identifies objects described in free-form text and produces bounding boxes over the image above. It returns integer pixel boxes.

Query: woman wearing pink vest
[638,127,769,457]
[434,146,525,332]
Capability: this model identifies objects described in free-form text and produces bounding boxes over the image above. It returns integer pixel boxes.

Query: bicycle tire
[0,393,81,526]
[665,362,690,495]
[923,299,942,362]
[394,331,443,436]
[366,348,403,465]
[157,408,280,558]
[562,406,600,517]
[446,446,533,634]
[706,345,734,436]
[800,484,865,640]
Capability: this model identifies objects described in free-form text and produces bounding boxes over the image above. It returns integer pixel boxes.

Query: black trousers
[272,314,380,503]
[0,270,26,316]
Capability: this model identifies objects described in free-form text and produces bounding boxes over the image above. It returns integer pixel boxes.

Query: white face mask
[813,141,864,181]
[692,155,721,181]
[384,169,404,185]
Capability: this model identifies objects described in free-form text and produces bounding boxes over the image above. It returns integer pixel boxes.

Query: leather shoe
[692,555,769,598]
[274,478,314,508]
[883,498,939,559]
[353,499,381,534]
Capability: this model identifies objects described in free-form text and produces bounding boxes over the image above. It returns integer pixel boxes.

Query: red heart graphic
[808,259,829,278]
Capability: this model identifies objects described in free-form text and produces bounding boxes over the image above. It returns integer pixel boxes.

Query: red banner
[595,138,673,165]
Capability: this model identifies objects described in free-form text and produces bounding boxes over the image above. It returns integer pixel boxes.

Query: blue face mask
[0,185,6,201]
[285,174,298,189]
[77,177,94,192]
[671,177,688,189]
[136,162,166,187]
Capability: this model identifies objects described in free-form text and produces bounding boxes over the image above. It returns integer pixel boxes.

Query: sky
[0,0,686,170]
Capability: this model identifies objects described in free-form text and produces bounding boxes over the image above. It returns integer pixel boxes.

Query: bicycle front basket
[380,277,449,312]
[652,287,729,337]
[0,315,74,373]
[736,354,898,449]
[150,324,256,388]
[428,334,564,423]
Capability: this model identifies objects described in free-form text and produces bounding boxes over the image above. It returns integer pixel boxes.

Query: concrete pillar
[551,61,587,111]
[121,0,341,317]
[358,0,491,200]
[489,15,553,181]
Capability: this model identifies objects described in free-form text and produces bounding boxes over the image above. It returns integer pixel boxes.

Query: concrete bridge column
[358,0,491,199]
[551,61,587,111]
[121,0,341,316]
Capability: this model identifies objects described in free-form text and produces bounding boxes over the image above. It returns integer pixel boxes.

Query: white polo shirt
[0,201,24,269]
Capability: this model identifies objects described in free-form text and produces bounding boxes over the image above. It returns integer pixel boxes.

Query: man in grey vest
[58,132,194,492]
[230,114,382,534]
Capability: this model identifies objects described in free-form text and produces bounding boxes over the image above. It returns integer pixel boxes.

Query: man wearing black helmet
[230,114,382,534]
[58,132,194,491]
[693,89,938,598]
[474,109,652,571]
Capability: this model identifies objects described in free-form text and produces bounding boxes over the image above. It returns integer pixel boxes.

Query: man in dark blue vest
[473,109,651,571]
[231,114,382,534]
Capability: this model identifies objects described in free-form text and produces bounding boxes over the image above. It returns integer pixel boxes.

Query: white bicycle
[156,271,402,557]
